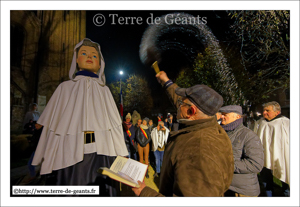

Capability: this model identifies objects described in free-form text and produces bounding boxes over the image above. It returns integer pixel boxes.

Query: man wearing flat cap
[132,71,234,197]
[219,105,264,197]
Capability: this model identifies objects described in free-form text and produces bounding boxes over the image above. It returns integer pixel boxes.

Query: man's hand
[132,181,146,196]
[155,71,169,85]
[35,123,43,130]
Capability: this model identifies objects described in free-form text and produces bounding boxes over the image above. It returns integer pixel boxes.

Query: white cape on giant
[253,117,289,184]
[32,75,128,175]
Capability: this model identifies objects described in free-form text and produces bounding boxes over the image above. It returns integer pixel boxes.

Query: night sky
[86,10,233,88]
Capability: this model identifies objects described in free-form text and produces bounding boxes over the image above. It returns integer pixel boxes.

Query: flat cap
[175,85,223,116]
[219,105,243,115]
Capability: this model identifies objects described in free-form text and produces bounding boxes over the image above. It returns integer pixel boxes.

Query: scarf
[157,127,166,148]
[75,70,99,78]
[151,126,169,151]
[140,124,148,130]
[124,121,132,137]
[221,118,243,132]
[124,121,132,129]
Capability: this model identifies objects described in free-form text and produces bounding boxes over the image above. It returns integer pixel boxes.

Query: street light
[119,70,124,120]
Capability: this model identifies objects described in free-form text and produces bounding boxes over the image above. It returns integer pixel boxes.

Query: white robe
[253,116,289,184]
[151,126,169,151]
[32,75,128,175]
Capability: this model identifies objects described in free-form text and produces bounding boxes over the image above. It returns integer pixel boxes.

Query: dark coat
[135,127,151,147]
[122,122,136,152]
[140,83,234,197]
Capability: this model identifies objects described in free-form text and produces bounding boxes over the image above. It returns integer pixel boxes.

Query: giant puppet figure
[32,38,128,196]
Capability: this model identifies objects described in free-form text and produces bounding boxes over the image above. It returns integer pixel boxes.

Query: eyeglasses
[177,99,192,107]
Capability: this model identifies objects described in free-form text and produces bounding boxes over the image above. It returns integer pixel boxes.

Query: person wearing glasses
[132,71,234,197]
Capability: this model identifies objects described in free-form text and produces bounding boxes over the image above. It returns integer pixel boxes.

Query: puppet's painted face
[77,45,100,74]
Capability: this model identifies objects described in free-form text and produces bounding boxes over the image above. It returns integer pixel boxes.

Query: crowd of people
[20,38,290,197]
[131,72,290,197]
[122,112,170,178]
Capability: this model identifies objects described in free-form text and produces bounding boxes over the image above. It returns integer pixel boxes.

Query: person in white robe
[32,38,128,196]
[253,101,289,197]
[151,121,169,177]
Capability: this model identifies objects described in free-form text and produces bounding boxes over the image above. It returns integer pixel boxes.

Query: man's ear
[187,105,197,117]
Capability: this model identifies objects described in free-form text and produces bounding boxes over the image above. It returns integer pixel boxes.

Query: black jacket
[135,127,151,147]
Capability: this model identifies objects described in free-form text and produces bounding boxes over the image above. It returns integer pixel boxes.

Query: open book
[98,156,148,187]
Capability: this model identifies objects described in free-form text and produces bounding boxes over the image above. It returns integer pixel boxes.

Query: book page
[109,156,128,173]
[118,172,138,185]
[120,158,148,182]
[99,168,138,187]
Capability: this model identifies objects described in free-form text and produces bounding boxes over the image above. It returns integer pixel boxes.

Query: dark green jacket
[140,84,234,197]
